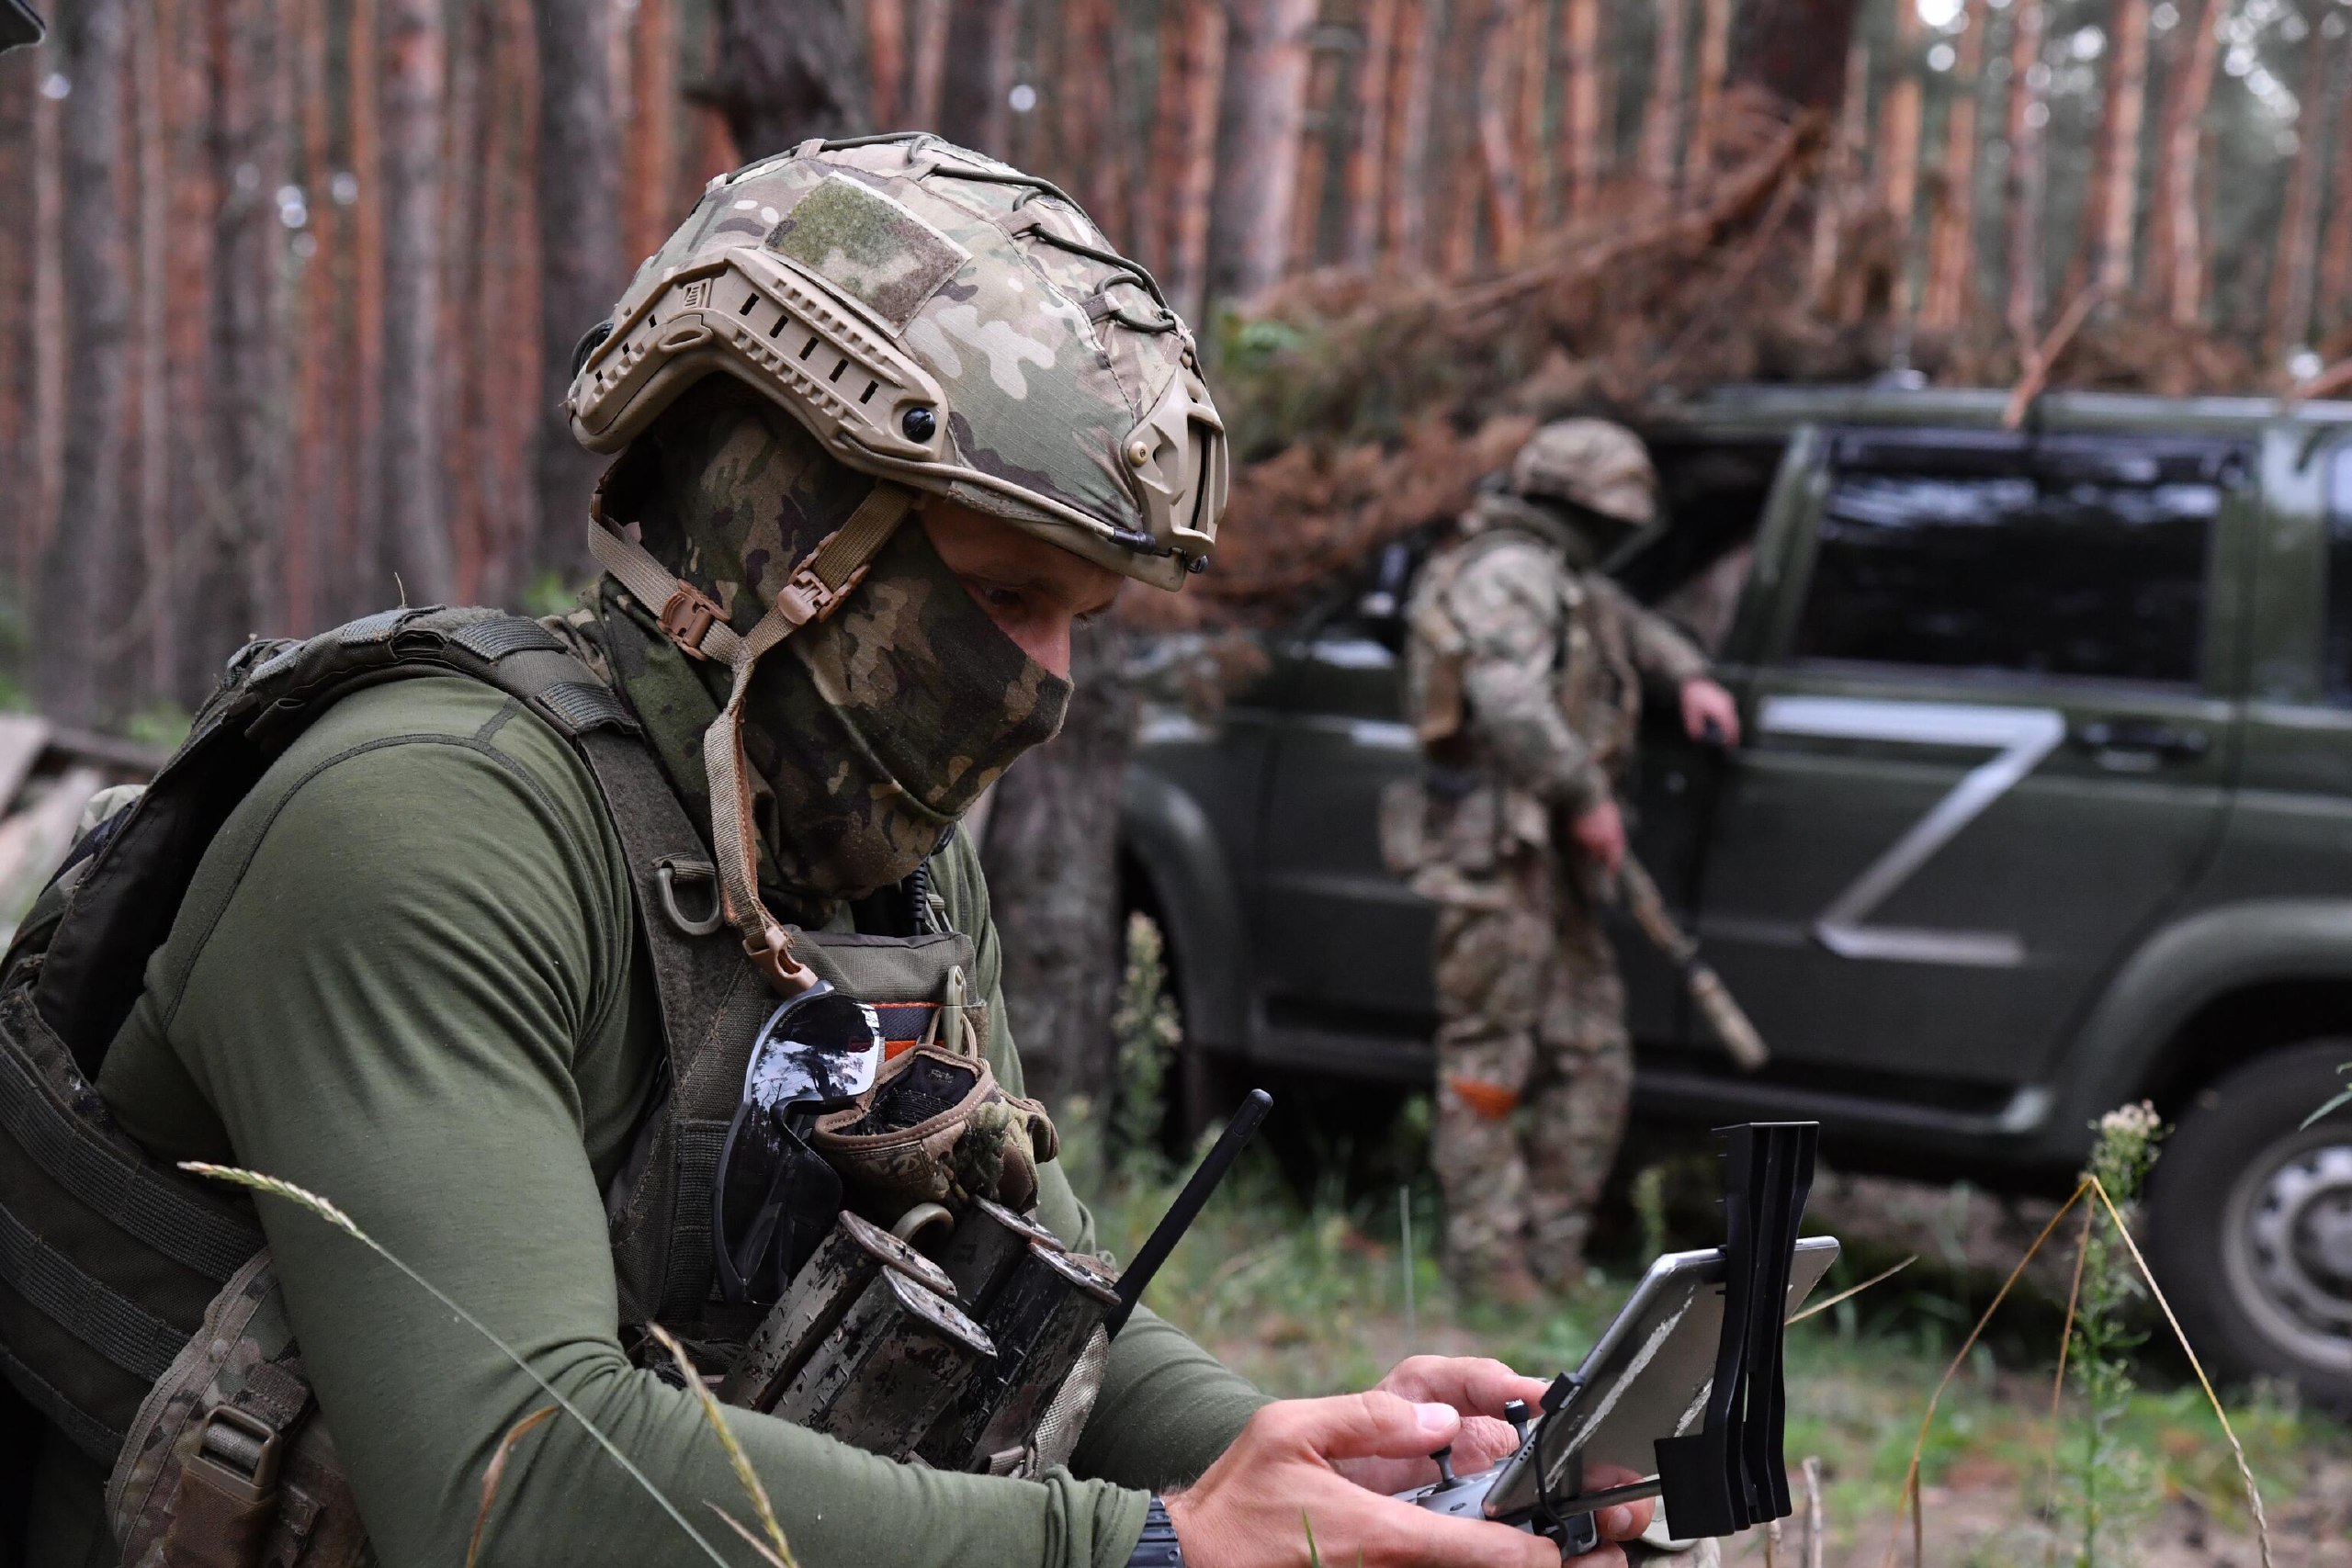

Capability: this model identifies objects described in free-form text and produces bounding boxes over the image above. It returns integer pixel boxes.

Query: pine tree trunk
[1880,0,1923,317]
[41,0,132,723]
[286,0,334,636]
[2162,0,2221,326]
[1159,0,1226,321]
[381,0,452,603]
[345,0,389,622]
[1437,0,1481,276]
[443,0,487,602]
[1641,0,1689,199]
[940,0,1017,155]
[136,0,179,682]
[1515,0,1548,226]
[1918,0,1988,333]
[2004,0,2048,341]
[1343,0,1396,268]
[2266,17,2341,361]
[980,622,1136,1111]
[0,47,34,588]
[1291,39,1340,269]
[28,27,64,588]
[1809,34,1868,311]
[533,0,625,580]
[1208,0,1317,303]
[868,0,906,126]
[905,0,950,130]
[2094,0,2152,299]
[2316,27,2352,337]
[1562,0,1602,219]
[1687,0,1731,182]
[625,0,678,271]
[1385,0,1434,270]
[1476,0,1526,265]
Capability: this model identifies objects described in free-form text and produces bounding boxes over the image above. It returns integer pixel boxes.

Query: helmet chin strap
[589,480,917,992]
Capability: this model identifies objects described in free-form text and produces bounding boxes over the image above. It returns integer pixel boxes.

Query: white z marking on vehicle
[1757,696,2067,968]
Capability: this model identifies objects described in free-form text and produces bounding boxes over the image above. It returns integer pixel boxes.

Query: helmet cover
[1508,419,1658,529]
[567,135,1226,592]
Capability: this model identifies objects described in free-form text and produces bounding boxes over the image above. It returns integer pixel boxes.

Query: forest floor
[1078,1124,2352,1567]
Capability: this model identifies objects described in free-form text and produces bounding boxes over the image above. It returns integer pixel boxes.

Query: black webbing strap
[0,1203,186,1384]
[0,1038,261,1285]
[0,1336,121,1460]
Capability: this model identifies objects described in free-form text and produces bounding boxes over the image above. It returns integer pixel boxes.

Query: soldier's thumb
[1274,1391,1462,1462]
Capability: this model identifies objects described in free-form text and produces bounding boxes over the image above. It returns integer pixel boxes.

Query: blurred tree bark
[981,621,1137,1111]
[1808,35,1867,314]
[381,0,451,602]
[904,0,950,130]
[1879,0,1922,317]
[40,0,130,724]
[704,0,869,158]
[533,0,625,581]
[1209,0,1317,303]
[867,0,905,127]
[345,0,387,619]
[2067,0,2150,305]
[1342,0,1395,268]
[1562,0,1603,220]
[2316,26,2352,337]
[623,0,678,265]
[1383,0,1433,271]
[1686,0,1732,179]
[134,0,177,677]
[939,0,1015,155]
[1153,0,1224,320]
[1918,0,1988,333]
[1289,31,1339,268]
[2005,0,2048,340]
[1476,0,1526,267]
[2266,15,2342,362]
[1640,0,1688,200]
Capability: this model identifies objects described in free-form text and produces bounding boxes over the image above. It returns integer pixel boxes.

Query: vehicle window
[1792,446,2221,686]
[2324,446,2352,701]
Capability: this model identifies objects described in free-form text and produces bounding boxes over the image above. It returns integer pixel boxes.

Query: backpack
[0,605,1001,1566]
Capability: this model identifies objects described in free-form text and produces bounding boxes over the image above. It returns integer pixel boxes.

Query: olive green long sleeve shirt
[36,677,1263,1568]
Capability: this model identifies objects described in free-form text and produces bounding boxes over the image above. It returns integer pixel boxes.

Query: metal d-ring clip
[656,856,725,937]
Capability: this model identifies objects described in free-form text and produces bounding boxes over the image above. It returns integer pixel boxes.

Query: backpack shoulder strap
[32,606,638,1074]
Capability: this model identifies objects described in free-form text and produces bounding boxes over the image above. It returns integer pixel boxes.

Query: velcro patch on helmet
[767,175,971,333]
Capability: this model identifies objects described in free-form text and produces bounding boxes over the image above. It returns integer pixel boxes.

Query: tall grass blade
[468,1405,557,1568]
[181,1163,732,1568]
[2086,1175,2274,1568]
[1787,1255,1916,1325]
[647,1322,797,1568]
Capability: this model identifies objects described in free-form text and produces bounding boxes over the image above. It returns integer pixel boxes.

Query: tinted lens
[743,987,885,1113]
[714,1103,843,1303]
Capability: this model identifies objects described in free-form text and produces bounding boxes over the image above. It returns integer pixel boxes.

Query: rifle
[1616,852,1769,1072]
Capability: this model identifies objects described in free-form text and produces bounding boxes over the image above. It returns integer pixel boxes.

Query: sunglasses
[713,982,886,1306]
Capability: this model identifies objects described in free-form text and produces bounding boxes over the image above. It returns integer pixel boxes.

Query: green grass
[1070,1109,2346,1562]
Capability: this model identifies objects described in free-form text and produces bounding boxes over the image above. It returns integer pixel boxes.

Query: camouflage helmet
[1507,418,1657,529]
[565,133,1227,592]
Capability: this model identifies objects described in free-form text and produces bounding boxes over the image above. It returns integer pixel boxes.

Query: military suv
[1123,384,2352,1403]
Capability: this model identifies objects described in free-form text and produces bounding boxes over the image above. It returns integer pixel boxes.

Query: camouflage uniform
[1392,421,1711,1292]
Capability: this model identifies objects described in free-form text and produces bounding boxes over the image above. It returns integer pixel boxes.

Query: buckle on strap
[658,584,729,660]
[187,1404,285,1503]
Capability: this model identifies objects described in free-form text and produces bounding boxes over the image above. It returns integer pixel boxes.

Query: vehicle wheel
[2144,1040,2352,1411]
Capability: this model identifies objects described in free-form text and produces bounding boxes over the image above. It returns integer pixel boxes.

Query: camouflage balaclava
[595,378,1069,906]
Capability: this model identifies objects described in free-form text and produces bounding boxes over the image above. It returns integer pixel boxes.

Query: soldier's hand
[1679,679,1741,747]
[1329,1356,1546,1494]
[1568,799,1625,879]
[1163,1393,1645,1568]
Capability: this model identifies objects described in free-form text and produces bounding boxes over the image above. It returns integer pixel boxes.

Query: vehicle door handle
[2070,719,2210,763]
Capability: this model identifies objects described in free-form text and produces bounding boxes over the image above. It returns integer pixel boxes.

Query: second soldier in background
[1390,420,1742,1301]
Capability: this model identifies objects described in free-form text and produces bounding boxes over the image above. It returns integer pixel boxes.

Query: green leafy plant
[1110,911,1182,1181]
[2054,1103,2166,1568]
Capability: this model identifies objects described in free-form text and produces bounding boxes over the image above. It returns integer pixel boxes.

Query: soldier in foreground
[1394,421,1741,1301]
[3,143,1653,1568]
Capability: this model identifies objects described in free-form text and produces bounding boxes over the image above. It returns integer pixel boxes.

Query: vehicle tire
[2144,1040,2352,1411]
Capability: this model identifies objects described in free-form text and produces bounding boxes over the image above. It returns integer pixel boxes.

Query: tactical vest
[1401,522,1642,776]
[0,606,1053,1568]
